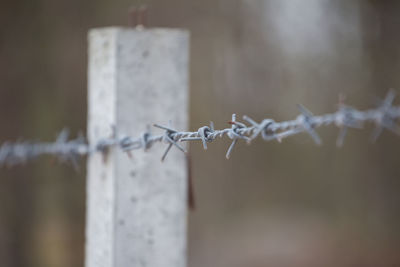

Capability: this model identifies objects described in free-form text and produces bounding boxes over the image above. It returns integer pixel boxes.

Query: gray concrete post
[85,27,189,267]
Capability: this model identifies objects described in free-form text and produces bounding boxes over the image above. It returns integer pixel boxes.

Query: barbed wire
[1,90,399,168]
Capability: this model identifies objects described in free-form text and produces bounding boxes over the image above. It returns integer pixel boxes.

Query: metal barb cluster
[1,90,400,167]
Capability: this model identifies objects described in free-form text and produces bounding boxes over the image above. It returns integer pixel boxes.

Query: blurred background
[1,0,400,266]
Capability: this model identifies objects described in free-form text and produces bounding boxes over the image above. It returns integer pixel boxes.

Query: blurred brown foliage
[1,0,400,267]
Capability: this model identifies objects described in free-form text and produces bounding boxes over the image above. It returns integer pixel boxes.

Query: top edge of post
[88,27,190,36]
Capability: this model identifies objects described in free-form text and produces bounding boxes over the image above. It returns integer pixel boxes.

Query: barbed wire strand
[1,89,400,167]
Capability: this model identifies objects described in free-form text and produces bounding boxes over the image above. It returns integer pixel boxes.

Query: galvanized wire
[1,90,400,167]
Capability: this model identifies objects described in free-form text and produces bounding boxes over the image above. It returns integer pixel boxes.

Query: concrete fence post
[85,27,189,267]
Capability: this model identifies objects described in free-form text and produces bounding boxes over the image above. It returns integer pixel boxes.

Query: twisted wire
[1,90,400,167]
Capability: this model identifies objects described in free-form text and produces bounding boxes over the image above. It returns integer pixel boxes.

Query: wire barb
[226,114,251,159]
[1,90,400,167]
[296,104,322,145]
[335,95,363,147]
[154,122,186,161]
[370,89,400,142]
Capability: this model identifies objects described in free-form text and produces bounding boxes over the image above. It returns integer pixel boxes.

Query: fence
[1,26,400,267]
[0,90,399,166]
